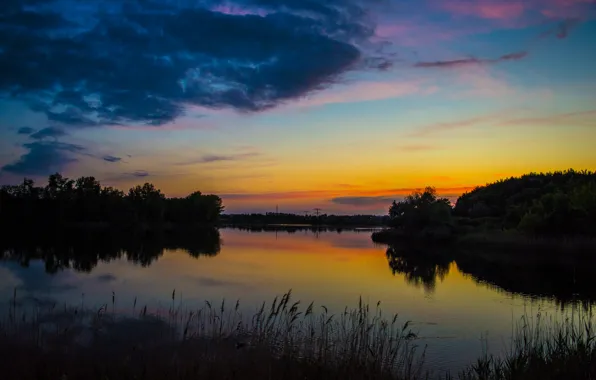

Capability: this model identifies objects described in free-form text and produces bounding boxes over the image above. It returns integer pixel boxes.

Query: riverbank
[1,292,594,380]
[221,223,384,231]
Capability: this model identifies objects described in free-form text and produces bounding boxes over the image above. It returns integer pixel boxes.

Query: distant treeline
[377,169,596,241]
[0,173,223,227]
[220,212,389,227]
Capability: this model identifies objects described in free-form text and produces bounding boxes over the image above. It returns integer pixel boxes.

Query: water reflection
[1,227,221,273]
[1,227,595,375]
[229,225,381,238]
[455,252,596,310]
[385,245,452,294]
[384,242,596,308]
[3,226,595,309]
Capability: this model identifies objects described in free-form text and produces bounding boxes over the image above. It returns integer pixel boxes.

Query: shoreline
[371,228,596,255]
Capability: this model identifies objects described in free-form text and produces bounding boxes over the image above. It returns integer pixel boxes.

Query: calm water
[0,227,592,375]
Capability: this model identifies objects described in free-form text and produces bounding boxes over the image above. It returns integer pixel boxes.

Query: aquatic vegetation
[3,290,596,379]
[0,291,425,380]
[452,310,596,380]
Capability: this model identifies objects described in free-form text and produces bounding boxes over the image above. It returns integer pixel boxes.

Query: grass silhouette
[2,290,595,379]
[1,290,425,380]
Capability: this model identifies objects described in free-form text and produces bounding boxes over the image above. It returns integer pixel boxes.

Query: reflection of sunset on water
[0,228,583,373]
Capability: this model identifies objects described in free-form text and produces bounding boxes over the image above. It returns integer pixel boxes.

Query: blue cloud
[1,141,83,176]
[103,155,122,163]
[0,0,387,127]
[29,126,67,140]
[17,126,36,135]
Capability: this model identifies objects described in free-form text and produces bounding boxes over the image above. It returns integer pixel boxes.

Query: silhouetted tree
[0,173,224,228]
[387,187,454,240]
[127,183,166,223]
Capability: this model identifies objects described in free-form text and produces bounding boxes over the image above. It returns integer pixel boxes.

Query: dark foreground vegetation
[0,173,224,227]
[1,292,423,380]
[1,292,594,380]
[373,170,596,246]
[454,311,596,380]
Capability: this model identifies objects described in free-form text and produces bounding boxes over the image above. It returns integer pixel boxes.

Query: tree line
[0,173,224,227]
[384,169,596,238]
[454,169,596,235]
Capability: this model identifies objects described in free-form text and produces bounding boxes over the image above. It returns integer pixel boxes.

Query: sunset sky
[0,0,595,214]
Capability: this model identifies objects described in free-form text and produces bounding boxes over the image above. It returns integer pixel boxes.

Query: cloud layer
[1,141,83,176]
[179,152,261,165]
[103,155,122,163]
[29,127,67,140]
[415,51,528,68]
[0,0,384,128]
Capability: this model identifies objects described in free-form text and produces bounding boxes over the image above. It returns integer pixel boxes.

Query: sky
[0,0,595,214]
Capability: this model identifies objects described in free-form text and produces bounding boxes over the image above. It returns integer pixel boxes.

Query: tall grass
[4,291,596,379]
[451,310,596,380]
[0,290,426,380]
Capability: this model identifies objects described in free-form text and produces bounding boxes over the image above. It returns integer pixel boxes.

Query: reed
[4,291,595,379]
[0,290,426,380]
[451,309,596,380]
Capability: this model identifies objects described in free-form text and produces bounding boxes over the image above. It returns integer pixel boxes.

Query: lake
[0,227,592,376]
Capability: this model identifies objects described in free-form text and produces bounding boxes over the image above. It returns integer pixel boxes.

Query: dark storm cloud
[1,141,84,175]
[103,155,122,163]
[45,107,100,127]
[0,0,385,127]
[17,126,36,135]
[0,9,71,30]
[29,126,67,140]
[414,51,528,68]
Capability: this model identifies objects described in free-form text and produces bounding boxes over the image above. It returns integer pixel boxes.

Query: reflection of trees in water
[0,227,221,273]
[455,252,596,310]
[385,245,453,294]
[384,244,596,309]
